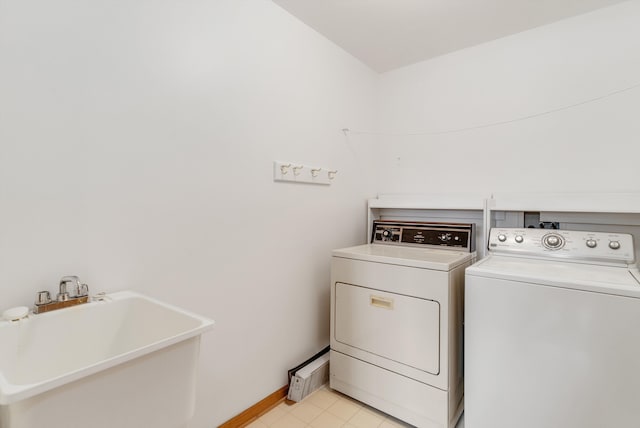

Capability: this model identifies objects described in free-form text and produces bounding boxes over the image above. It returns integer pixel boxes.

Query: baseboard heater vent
[287,346,330,402]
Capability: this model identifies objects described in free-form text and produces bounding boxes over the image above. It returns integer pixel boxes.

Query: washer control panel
[372,220,475,252]
[489,228,635,264]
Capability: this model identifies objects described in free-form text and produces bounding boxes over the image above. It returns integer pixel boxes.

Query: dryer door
[334,282,440,374]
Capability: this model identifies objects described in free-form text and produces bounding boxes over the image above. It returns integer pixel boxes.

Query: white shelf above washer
[369,193,487,210]
[489,192,640,213]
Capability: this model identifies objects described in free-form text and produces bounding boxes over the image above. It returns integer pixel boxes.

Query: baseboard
[218,385,289,428]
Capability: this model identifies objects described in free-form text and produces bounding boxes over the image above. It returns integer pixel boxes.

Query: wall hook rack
[273,161,335,185]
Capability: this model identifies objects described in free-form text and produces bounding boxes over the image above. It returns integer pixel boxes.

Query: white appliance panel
[467,255,640,296]
[333,244,473,271]
[334,282,440,375]
[331,256,450,300]
[330,256,453,388]
[487,227,635,263]
[331,351,449,428]
[466,270,640,428]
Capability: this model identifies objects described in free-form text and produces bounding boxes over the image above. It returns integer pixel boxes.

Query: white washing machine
[465,227,640,428]
[330,221,475,428]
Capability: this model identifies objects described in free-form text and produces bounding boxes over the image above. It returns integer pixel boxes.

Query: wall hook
[310,168,322,177]
[293,165,304,176]
[328,170,338,180]
[280,163,291,174]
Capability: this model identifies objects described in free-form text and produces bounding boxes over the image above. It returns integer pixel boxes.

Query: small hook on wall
[310,168,322,178]
[293,165,304,176]
[328,170,338,180]
[280,163,291,174]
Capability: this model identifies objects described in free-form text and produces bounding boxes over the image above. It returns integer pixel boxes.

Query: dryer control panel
[372,221,475,252]
[488,228,635,264]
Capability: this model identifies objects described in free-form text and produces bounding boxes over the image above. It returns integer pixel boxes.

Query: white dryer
[465,227,640,428]
[330,221,475,428]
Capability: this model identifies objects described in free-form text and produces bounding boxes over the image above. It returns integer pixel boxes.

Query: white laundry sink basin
[0,290,214,428]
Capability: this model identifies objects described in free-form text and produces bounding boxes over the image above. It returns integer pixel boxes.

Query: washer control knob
[586,239,597,248]
[609,240,621,250]
[515,235,524,243]
[439,233,452,242]
[497,234,507,242]
[543,234,564,249]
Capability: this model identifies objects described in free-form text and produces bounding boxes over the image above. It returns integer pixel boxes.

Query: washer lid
[467,255,640,297]
[332,244,474,271]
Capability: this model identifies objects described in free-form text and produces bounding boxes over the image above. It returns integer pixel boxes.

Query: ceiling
[272,0,630,72]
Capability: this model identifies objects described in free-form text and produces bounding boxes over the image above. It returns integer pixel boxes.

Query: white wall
[3,0,640,425]
[375,0,640,195]
[0,0,377,425]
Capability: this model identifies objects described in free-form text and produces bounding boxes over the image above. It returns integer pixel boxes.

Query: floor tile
[258,406,287,426]
[309,411,346,428]
[305,388,341,410]
[326,397,362,421]
[269,413,307,428]
[253,384,465,428]
[348,407,384,428]
[288,401,324,424]
[246,419,269,428]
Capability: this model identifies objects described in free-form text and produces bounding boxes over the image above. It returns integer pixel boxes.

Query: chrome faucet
[34,275,90,314]
[58,275,85,301]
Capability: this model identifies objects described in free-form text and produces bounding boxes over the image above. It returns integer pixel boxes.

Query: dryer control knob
[586,239,597,248]
[515,235,524,243]
[609,240,621,250]
[543,234,564,249]
[498,234,507,242]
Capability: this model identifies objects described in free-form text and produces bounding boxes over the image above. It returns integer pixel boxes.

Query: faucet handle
[78,283,89,297]
[35,290,52,305]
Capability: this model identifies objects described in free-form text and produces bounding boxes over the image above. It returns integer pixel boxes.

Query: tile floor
[246,385,465,428]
